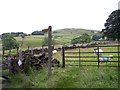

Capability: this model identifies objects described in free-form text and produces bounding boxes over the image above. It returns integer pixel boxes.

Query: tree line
[1,30,45,37]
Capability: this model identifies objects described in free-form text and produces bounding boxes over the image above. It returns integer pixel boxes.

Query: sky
[0,0,119,34]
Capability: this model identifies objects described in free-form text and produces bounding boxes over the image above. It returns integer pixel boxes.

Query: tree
[71,37,80,44]
[41,36,55,47]
[80,33,91,44]
[31,30,45,35]
[92,34,103,41]
[102,9,120,41]
[71,33,91,44]
[41,36,48,46]
[53,31,58,33]
[1,34,19,54]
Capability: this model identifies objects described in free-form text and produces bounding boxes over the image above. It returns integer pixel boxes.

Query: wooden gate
[62,45,120,68]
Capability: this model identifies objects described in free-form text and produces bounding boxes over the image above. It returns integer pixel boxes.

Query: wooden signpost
[42,26,52,77]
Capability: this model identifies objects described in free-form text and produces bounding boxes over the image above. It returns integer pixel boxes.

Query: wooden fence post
[118,44,120,67]
[62,47,65,67]
[42,26,52,77]
[48,26,52,76]
[79,47,81,68]
[97,46,100,68]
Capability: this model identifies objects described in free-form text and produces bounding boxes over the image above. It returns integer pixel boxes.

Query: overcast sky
[0,0,119,34]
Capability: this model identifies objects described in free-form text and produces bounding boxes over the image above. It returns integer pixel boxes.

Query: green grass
[5,67,118,88]
[53,33,78,45]
[15,34,78,48]
[53,28,98,35]
[2,35,44,55]
[15,35,44,48]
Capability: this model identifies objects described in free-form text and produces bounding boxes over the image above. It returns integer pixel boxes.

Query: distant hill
[53,28,100,35]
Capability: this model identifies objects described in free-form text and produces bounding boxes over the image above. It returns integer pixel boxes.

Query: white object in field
[109,55,113,57]
[18,59,22,66]
[94,48,103,55]
[99,57,111,62]
[99,55,113,62]
[52,50,57,54]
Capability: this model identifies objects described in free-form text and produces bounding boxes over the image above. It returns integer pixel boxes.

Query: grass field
[5,67,118,88]
[53,28,99,35]
[4,46,119,88]
[53,33,80,45]
[16,34,80,47]
[2,33,116,55]
[15,35,45,48]
[2,34,80,54]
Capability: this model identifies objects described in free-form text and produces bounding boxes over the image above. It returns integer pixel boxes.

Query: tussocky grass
[4,66,118,88]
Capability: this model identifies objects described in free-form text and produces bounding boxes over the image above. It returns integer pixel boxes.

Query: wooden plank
[79,47,80,67]
[65,51,119,54]
[62,47,65,67]
[96,45,120,47]
[65,52,80,54]
[97,46,100,68]
[66,60,119,62]
[65,56,118,58]
[65,56,97,58]
[86,45,120,47]
[65,64,98,66]
[118,44,120,67]
[81,52,119,53]
[65,64,118,67]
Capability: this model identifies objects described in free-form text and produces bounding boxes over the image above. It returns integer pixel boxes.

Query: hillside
[53,28,100,35]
